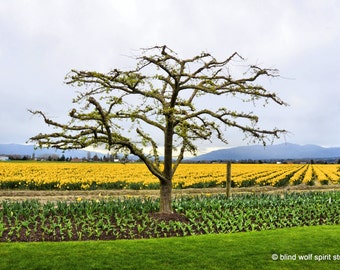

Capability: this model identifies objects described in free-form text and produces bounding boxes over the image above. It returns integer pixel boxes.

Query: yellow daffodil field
[1,162,340,190]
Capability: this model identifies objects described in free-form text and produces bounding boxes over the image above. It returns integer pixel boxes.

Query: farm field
[0,162,340,190]
[1,192,339,242]
[1,161,339,268]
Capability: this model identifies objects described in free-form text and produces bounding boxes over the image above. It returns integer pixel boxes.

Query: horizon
[2,142,340,160]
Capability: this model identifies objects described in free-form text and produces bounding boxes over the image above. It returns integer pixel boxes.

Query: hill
[3,143,340,162]
[189,143,340,162]
[0,143,104,159]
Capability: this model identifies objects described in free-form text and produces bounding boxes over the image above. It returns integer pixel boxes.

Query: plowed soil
[1,185,339,203]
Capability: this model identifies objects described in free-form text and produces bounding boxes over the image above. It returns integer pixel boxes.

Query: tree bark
[159,180,173,213]
[160,115,174,213]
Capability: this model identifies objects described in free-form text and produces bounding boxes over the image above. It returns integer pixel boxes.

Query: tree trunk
[160,114,174,213]
[159,180,173,213]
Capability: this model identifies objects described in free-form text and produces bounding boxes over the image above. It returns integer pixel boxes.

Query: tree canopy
[29,45,287,213]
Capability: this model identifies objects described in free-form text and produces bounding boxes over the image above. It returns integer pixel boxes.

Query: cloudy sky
[1,0,339,155]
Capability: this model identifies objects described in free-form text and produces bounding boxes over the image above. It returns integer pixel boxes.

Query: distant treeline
[3,154,340,164]
[2,154,126,163]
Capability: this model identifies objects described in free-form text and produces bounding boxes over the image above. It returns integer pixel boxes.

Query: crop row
[0,162,339,190]
[1,191,339,242]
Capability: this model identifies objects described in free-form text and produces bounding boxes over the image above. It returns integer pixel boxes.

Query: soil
[1,185,339,203]
[148,212,190,223]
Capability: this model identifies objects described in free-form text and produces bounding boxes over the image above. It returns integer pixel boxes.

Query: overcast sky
[1,0,340,155]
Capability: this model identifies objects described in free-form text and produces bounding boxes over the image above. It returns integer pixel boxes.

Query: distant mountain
[189,143,340,161]
[0,143,105,159]
[3,143,340,162]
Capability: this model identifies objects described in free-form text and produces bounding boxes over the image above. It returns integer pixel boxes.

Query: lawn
[1,225,339,270]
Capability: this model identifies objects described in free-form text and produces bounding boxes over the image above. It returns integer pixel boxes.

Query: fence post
[226,161,231,198]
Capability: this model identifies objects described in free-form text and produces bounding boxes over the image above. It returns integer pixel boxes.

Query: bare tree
[29,45,287,213]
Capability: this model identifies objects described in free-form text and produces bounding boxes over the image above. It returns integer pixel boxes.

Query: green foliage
[1,191,339,242]
[0,179,223,190]
[239,178,257,187]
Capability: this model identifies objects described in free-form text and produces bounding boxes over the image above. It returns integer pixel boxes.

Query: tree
[29,45,287,213]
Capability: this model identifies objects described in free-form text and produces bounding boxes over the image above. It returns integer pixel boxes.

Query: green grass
[1,225,339,270]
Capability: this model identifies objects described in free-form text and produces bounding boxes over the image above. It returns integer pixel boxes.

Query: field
[1,162,340,190]
[1,191,339,242]
[1,161,339,269]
